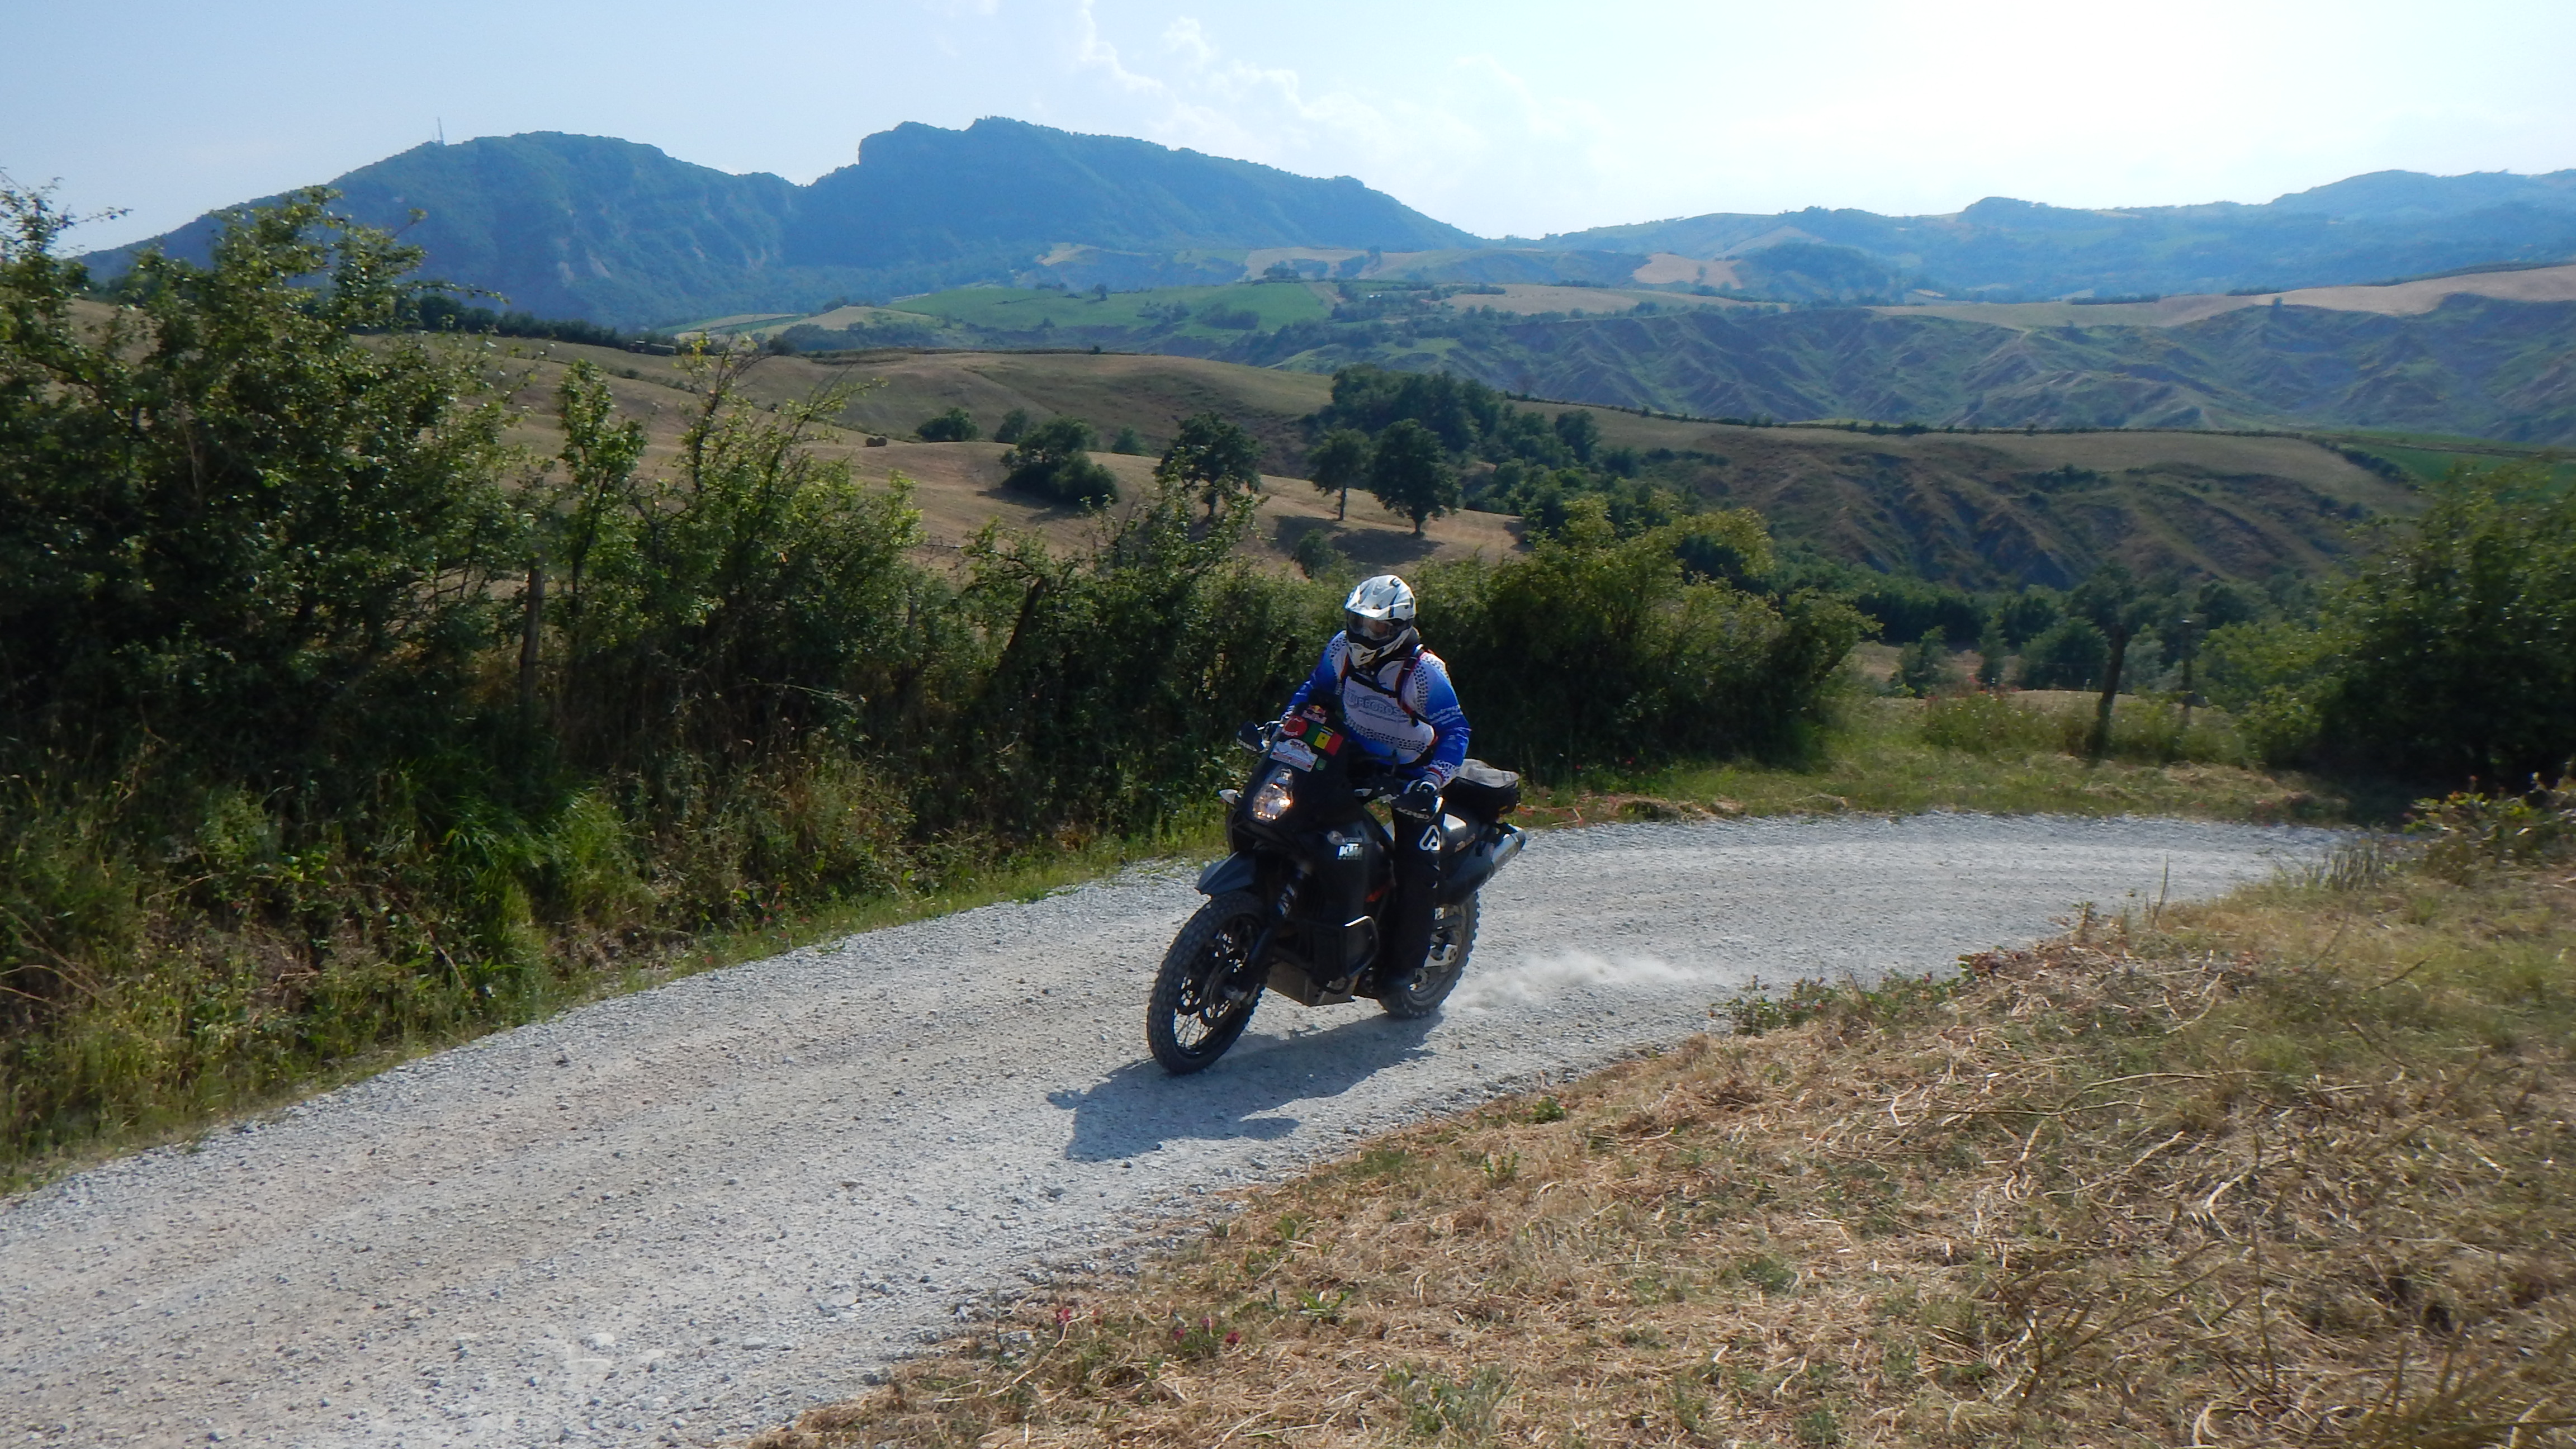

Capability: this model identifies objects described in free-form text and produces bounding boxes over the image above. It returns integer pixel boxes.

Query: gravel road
[2,813,2331,1447]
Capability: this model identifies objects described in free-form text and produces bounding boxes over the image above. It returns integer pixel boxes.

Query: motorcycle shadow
[1048,1015,1438,1163]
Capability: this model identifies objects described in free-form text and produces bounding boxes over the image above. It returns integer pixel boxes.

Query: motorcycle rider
[1278,574,1469,992]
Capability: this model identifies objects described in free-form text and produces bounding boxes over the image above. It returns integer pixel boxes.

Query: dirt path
[0,815,2330,1447]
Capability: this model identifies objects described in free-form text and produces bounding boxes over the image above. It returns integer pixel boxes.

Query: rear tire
[1380,894,1477,1020]
[1147,891,1267,1073]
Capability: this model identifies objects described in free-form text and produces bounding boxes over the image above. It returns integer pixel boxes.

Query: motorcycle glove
[1395,778,1442,817]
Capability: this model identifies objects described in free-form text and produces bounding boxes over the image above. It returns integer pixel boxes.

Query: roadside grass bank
[0,821,1221,1194]
[755,791,2574,1449]
[0,690,2345,1190]
[1521,693,2357,828]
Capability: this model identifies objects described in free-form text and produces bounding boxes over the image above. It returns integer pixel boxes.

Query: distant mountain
[1531,170,2576,300]
[1375,295,2576,444]
[85,120,1475,326]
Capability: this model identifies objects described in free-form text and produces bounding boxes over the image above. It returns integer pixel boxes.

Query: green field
[2312,428,2576,486]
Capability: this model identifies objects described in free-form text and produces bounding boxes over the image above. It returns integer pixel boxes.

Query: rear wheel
[1380,895,1477,1020]
[1147,891,1267,1073]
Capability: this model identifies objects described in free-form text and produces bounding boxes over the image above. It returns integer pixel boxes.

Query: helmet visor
[1347,611,1403,643]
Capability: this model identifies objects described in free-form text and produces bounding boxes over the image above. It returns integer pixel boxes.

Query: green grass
[1519,693,2351,827]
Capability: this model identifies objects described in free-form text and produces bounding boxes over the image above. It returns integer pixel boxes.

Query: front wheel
[1380,895,1478,1020]
[1147,891,1267,1073]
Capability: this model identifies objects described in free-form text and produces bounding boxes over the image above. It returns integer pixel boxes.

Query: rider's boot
[1379,816,1441,993]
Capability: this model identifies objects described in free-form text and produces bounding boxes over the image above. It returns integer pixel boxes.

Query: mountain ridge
[85,120,2576,329]
[83,120,1474,325]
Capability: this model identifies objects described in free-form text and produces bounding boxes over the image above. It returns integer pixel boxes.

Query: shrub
[916,406,978,442]
[1422,500,1865,776]
[2204,463,2576,783]
[2015,617,2108,689]
[1290,528,1348,583]
[1892,635,1962,697]
[992,408,1032,444]
[1001,416,1119,507]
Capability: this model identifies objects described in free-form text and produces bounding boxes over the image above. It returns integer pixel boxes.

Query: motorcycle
[1145,704,1527,1073]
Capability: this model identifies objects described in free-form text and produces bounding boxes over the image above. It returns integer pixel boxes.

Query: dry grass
[756,839,2575,1448]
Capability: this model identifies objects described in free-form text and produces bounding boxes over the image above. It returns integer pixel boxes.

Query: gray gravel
[1,813,2331,1447]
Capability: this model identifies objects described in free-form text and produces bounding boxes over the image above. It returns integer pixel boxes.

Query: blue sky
[10,0,2574,250]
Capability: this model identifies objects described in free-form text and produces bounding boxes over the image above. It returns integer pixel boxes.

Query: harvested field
[1880,262,2576,330]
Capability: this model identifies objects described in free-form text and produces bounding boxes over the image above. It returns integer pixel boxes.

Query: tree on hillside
[1553,409,1600,464]
[2068,564,2162,757]
[1109,424,1145,455]
[1306,428,1372,521]
[1156,413,1263,520]
[1002,416,1117,507]
[1368,420,1461,537]
[993,408,1032,445]
[917,406,978,442]
[2269,463,2575,782]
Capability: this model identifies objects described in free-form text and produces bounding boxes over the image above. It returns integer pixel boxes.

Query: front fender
[1195,852,1258,897]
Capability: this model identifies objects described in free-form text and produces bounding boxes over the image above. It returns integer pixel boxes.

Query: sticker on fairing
[1270,738,1319,771]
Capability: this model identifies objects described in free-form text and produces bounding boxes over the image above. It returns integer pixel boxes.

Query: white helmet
[1342,574,1419,668]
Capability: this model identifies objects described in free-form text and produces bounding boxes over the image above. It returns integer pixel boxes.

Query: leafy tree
[1973,618,2009,689]
[1894,634,1962,697]
[1156,412,1263,519]
[1994,586,2063,647]
[0,182,517,785]
[1367,420,1461,536]
[2067,564,2162,757]
[2016,617,2108,691]
[1552,409,1600,464]
[992,408,1032,445]
[917,406,979,442]
[1423,499,1868,773]
[1002,416,1118,507]
[1109,424,1145,455]
[2218,463,2576,782]
[1315,366,1500,453]
[1306,428,1372,520]
[1263,261,1301,281]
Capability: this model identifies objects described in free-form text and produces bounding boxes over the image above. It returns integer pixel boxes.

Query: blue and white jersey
[1284,634,1471,787]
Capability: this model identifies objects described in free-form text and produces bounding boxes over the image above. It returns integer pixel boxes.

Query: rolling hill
[497,340,2420,591]
[687,264,2576,446]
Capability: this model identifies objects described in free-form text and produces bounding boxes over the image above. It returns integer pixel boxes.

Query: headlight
[1249,771,1293,822]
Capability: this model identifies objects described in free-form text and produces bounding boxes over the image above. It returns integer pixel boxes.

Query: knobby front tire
[1147,891,1266,1074]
